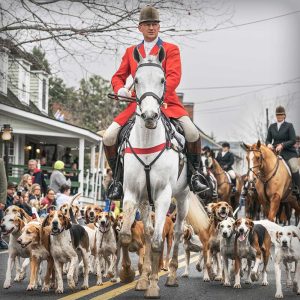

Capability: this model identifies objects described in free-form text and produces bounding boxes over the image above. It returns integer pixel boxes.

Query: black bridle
[134,62,166,106]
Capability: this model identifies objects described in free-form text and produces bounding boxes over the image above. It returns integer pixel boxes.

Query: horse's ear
[257,140,261,149]
[133,47,142,63]
[241,142,249,151]
[157,46,165,63]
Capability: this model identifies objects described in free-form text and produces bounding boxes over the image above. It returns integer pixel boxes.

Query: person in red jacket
[104,6,208,199]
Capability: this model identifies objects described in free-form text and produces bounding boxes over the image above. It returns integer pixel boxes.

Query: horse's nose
[141,111,158,121]
[141,113,146,120]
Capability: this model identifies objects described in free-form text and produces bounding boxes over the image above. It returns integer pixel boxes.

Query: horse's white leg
[118,195,137,283]
[145,187,171,298]
[166,189,189,287]
[136,204,152,291]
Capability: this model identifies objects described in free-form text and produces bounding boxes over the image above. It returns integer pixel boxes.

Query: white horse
[118,46,190,298]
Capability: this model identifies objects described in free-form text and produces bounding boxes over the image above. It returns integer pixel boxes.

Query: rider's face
[276,114,285,123]
[138,22,160,42]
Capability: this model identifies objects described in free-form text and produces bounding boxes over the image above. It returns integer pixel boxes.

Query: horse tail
[186,192,210,234]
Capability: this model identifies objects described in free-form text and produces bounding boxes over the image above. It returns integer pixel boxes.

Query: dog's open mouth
[218,211,228,219]
[2,227,14,236]
[89,216,95,223]
[51,228,60,235]
[20,241,32,248]
[238,232,248,242]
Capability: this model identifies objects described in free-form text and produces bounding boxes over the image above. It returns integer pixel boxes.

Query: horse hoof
[120,267,135,283]
[165,276,178,287]
[136,278,149,291]
[144,286,160,299]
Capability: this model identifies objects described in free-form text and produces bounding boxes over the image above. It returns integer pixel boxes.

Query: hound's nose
[222,232,228,238]
[100,220,106,226]
[282,240,288,247]
[239,228,244,234]
[52,220,58,227]
[0,225,5,231]
[90,211,94,217]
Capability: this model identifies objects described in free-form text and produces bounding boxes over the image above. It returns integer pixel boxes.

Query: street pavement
[0,245,298,300]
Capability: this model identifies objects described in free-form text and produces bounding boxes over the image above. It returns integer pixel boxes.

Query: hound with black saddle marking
[234,217,271,288]
[274,225,300,298]
[42,210,90,293]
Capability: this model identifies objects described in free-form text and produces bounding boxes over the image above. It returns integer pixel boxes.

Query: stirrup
[107,180,123,200]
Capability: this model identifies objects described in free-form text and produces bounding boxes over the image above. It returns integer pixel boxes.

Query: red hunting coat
[111,37,188,126]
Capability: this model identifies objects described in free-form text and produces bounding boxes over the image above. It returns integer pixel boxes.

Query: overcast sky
[47,0,300,142]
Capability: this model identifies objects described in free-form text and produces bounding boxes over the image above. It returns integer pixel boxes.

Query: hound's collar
[50,228,65,236]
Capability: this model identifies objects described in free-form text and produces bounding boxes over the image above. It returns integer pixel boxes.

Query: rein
[247,149,280,201]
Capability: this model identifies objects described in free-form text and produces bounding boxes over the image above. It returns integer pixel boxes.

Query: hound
[1,215,30,289]
[218,217,236,286]
[95,211,117,285]
[17,222,54,291]
[60,203,81,223]
[42,210,90,293]
[206,201,233,281]
[85,204,102,225]
[274,225,300,298]
[182,223,203,278]
[5,205,32,223]
[234,218,271,288]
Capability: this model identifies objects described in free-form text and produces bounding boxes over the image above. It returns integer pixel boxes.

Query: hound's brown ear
[276,231,280,243]
[15,217,25,231]
[257,140,261,149]
[133,46,143,63]
[109,212,115,223]
[292,231,300,240]
[19,208,31,222]
[249,220,254,230]
[157,46,166,63]
[42,214,50,227]
[64,215,72,230]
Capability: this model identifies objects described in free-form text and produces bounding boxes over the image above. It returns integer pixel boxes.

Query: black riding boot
[231,177,237,193]
[292,171,300,197]
[104,144,123,200]
[186,138,209,193]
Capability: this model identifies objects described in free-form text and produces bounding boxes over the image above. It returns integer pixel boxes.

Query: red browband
[124,142,171,155]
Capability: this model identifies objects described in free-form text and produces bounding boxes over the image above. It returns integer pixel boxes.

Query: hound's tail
[186,192,210,234]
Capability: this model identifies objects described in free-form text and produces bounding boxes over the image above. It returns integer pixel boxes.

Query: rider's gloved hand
[267,144,274,150]
[118,87,131,98]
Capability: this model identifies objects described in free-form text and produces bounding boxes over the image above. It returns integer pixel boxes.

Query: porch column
[78,138,85,194]
[90,144,96,198]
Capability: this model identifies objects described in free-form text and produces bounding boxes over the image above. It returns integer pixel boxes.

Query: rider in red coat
[104,6,208,199]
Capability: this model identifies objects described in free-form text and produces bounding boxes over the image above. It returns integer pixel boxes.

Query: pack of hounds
[1,195,299,299]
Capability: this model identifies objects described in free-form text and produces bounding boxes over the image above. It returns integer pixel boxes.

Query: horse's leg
[165,190,188,287]
[119,198,137,283]
[136,204,152,291]
[145,188,172,298]
[268,193,281,221]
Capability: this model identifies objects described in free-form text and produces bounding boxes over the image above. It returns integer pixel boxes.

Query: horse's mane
[212,158,223,171]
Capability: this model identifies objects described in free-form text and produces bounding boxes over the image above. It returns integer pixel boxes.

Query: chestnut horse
[209,158,242,210]
[243,141,292,221]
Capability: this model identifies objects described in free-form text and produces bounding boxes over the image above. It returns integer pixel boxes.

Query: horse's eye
[134,78,138,84]
[161,78,165,84]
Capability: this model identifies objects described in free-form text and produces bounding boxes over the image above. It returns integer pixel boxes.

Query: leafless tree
[0,0,233,72]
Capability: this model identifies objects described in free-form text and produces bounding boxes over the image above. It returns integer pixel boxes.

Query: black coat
[216,151,234,171]
[266,121,297,161]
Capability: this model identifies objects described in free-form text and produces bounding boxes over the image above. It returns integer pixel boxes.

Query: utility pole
[266,108,269,132]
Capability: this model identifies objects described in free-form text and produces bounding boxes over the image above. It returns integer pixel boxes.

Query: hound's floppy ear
[133,46,143,64]
[42,214,50,227]
[249,220,254,230]
[157,46,166,63]
[63,215,72,230]
[19,208,31,222]
[276,231,280,244]
[228,206,234,217]
[15,217,25,231]
[257,140,261,149]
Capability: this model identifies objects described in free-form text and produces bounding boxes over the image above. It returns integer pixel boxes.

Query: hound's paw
[81,284,89,290]
[67,279,76,290]
[214,275,223,282]
[250,271,259,282]
[262,280,269,286]
[41,285,50,292]
[195,263,202,272]
[97,281,103,286]
[245,279,251,285]
[233,283,241,289]
[181,272,189,278]
[110,278,117,283]
[203,276,210,282]
[3,280,11,289]
[286,279,293,287]
[223,281,231,287]
[26,284,37,291]
[55,287,64,294]
[275,292,283,298]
